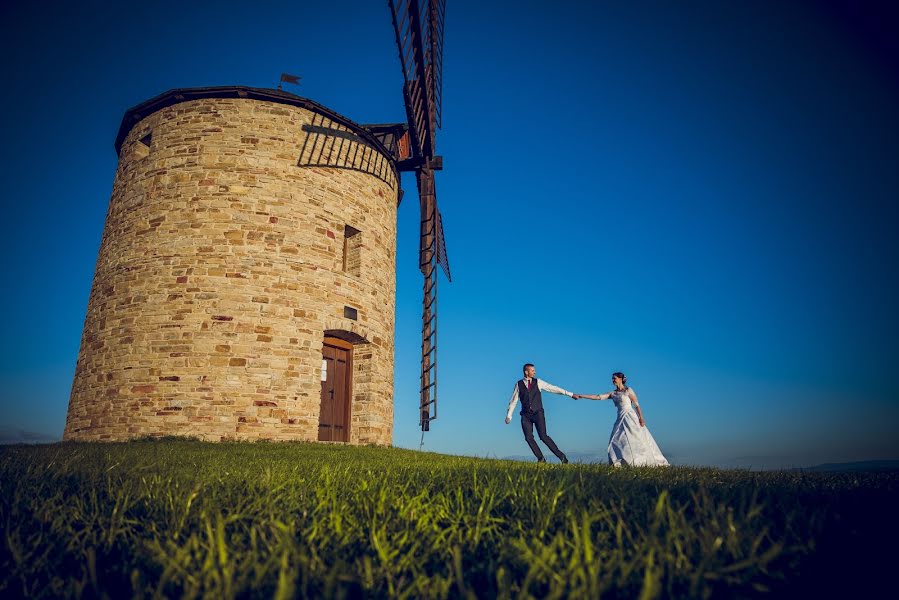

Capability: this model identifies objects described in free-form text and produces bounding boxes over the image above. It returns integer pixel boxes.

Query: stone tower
[64,86,402,444]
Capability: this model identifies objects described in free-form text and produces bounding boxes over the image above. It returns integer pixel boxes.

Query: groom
[504,363,572,463]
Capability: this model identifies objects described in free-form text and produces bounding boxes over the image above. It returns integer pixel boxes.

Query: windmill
[388,0,451,432]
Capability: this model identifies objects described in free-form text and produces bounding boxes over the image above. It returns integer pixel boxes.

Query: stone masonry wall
[64,97,397,444]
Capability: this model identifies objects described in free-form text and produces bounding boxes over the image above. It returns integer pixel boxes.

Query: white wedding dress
[607,388,669,467]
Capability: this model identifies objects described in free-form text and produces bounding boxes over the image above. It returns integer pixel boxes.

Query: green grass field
[1,440,896,599]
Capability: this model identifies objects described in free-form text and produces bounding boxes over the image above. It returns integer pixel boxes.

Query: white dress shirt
[506,378,574,420]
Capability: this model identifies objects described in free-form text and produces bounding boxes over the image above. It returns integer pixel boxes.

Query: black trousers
[520,409,567,462]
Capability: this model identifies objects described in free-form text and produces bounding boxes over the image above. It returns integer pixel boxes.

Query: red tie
[528,379,533,389]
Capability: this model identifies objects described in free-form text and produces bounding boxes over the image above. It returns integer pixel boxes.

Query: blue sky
[1,0,897,468]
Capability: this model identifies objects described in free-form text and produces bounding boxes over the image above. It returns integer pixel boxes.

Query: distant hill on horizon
[796,460,899,472]
[0,426,58,445]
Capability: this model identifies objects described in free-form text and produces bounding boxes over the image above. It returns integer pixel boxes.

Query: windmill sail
[389,0,445,159]
[389,0,450,432]
[424,0,445,130]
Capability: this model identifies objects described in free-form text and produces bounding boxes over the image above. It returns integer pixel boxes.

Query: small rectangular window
[343,306,358,320]
[133,132,152,159]
[343,225,361,276]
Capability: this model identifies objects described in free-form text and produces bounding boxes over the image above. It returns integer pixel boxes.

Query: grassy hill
[1,440,896,598]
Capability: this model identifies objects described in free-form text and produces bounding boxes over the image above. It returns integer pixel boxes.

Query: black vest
[518,378,543,414]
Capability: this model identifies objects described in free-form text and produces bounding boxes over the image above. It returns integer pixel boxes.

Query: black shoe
[561,457,569,464]
[537,458,546,463]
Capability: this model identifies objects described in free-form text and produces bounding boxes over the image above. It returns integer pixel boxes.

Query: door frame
[321,336,353,442]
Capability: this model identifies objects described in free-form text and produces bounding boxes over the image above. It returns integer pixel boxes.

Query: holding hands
[572,392,610,401]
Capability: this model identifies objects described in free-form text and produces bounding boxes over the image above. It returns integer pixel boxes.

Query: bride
[574,372,669,467]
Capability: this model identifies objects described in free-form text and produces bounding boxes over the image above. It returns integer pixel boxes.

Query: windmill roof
[114,85,397,157]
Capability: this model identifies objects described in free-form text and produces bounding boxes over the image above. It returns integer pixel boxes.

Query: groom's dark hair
[522,363,534,374]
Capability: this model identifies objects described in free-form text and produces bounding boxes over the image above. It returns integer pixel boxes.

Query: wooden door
[319,337,352,442]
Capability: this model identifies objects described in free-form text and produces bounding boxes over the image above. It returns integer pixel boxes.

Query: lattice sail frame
[389,0,450,431]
